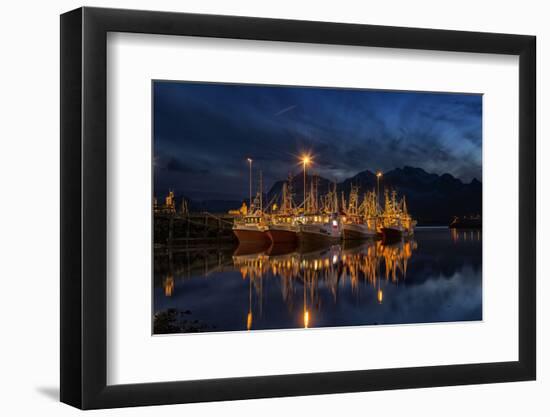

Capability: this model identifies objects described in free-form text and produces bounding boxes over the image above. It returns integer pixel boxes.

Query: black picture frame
[60,6,536,410]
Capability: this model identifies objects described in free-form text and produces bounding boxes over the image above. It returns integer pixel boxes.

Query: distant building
[165,191,176,212]
[154,190,178,214]
[228,201,248,216]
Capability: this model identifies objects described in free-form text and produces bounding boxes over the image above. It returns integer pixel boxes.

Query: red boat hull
[233,229,269,244]
[267,229,297,244]
[381,227,402,242]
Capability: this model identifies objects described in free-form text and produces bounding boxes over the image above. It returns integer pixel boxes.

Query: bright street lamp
[301,154,312,210]
[376,171,383,213]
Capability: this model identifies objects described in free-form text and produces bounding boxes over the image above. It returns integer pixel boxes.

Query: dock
[154,212,238,248]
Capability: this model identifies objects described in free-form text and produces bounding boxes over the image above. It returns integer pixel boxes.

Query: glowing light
[377,288,383,304]
[304,310,310,328]
[376,171,383,178]
[247,312,253,330]
[332,220,338,227]
[247,158,253,163]
[163,276,174,297]
[301,154,312,166]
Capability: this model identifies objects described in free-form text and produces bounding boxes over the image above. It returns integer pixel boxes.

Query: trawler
[267,216,298,243]
[266,176,299,243]
[297,213,343,242]
[232,210,269,243]
[341,186,378,240]
[379,190,416,240]
[296,182,343,243]
[233,170,270,244]
[450,214,482,229]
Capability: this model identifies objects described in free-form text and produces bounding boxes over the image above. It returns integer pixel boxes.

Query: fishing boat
[342,186,377,240]
[297,213,343,242]
[380,219,415,241]
[343,221,377,239]
[380,224,405,241]
[266,178,299,243]
[379,190,416,241]
[296,181,343,243]
[450,215,482,229]
[267,218,298,243]
[232,212,270,243]
[233,169,270,244]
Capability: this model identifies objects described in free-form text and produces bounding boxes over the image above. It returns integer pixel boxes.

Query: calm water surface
[153,228,481,333]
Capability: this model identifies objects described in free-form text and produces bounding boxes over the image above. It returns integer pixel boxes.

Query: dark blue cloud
[154,81,482,201]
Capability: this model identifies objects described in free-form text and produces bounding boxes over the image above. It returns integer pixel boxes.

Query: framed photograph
[60,7,536,409]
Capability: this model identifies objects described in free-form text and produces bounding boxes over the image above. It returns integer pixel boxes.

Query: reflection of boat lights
[233,239,416,320]
[164,276,174,297]
[247,312,253,331]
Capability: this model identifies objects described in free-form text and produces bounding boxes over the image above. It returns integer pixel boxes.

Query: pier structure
[154,190,239,247]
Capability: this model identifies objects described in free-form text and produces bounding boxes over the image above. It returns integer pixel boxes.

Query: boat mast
[313,174,319,213]
[310,174,319,213]
[259,170,263,213]
[348,185,359,216]
[282,182,288,214]
[247,158,253,211]
[287,172,294,213]
[333,183,338,213]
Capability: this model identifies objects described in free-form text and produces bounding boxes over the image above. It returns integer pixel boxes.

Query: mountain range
[183,166,481,225]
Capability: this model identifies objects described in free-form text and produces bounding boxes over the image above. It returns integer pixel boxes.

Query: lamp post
[247,158,253,211]
[301,155,311,212]
[376,171,383,213]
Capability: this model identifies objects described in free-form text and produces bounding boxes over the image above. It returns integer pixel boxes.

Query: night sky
[153,81,482,202]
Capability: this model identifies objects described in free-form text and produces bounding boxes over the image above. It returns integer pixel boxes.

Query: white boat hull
[342,223,377,240]
[298,223,342,242]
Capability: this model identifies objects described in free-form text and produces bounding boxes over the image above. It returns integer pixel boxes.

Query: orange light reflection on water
[232,239,416,330]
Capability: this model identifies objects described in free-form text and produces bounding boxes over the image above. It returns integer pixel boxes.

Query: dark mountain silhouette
[267,166,481,225]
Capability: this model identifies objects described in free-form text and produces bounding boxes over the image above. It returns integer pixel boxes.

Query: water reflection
[451,228,481,243]
[233,240,416,328]
[154,229,482,333]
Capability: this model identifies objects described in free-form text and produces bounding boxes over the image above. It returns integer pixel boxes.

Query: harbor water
[153,227,482,334]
